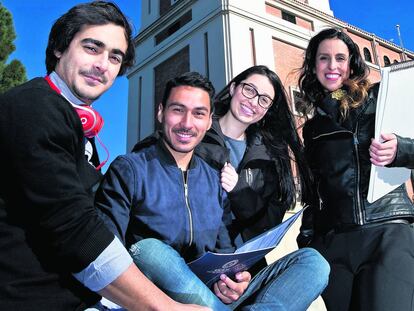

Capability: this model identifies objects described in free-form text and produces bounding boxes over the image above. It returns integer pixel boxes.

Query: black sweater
[0,78,114,310]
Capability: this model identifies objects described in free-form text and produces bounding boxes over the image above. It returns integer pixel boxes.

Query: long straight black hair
[215,65,312,208]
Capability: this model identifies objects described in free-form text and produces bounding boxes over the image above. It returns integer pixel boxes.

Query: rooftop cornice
[268,0,413,56]
[134,0,413,57]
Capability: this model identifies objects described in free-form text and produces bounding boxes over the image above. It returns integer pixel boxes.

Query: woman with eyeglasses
[197,65,313,243]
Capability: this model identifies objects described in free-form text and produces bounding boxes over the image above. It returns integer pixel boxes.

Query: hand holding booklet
[188,208,304,286]
[367,60,414,203]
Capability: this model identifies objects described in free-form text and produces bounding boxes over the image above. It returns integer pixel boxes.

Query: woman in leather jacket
[196,65,312,243]
[297,28,414,311]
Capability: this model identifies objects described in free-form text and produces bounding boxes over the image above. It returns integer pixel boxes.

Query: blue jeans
[130,238,329,311]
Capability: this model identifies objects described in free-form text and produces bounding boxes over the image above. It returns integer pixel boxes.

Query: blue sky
[3,0,413,171]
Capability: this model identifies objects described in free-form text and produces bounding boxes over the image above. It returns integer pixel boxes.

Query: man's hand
[213,271,251,304]
[221,162,238,192]
[370,133,397,166]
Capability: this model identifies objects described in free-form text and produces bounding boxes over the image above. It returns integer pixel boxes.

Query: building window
[383,56,391,66]
[282,11,296,24]
[137,76,142,139]
[291,89,302,116]
[289,87,306,117]
[159,0,171,15]
[204,32,210,78]
[160,0,181,15]
[363,48,372,63]
[249,28,257,66]
[153,46,190,128]
[289,86,313,120]
[155,10,192,45]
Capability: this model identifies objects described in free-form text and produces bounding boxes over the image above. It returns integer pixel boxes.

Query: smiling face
[54,23,127,105]
[228,73,275,126]
[157,85,212,164]
[315,38,351,92]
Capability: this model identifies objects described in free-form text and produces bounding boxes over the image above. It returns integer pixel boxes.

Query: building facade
[127,0,413,149]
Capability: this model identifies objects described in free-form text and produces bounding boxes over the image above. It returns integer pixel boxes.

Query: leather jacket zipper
[182,170,194,247]
[245,168,253,185]
[353,124,364,225]
[317,181,323,210]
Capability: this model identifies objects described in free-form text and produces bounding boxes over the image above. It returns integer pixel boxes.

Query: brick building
[126,3,414,309]
[126,0,413,148]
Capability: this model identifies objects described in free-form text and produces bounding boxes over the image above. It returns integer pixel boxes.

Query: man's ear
[54,50,62,59]
[207,113,213,131]
[157,103,164,123]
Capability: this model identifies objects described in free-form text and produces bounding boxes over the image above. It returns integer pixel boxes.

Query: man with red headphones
[0,2,209,311]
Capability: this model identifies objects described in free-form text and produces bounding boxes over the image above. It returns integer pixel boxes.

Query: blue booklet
[188,208,304,286]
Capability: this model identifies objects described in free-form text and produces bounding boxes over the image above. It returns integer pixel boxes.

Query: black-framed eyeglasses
[239,83,273,109]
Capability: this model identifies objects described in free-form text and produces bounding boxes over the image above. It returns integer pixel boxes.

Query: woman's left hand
[369,133,398,166]
[221,162,238,192]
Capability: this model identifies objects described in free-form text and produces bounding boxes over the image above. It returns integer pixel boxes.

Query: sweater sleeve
[388,135,414,169]
[1,85,114,273]
[73,236,132,291]
[95,155,138,245]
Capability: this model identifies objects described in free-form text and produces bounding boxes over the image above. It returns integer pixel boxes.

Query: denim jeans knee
[230,247,329,311]
[129,238,230,310]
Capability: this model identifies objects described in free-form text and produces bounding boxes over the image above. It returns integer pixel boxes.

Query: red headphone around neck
[44,76,104,138]
[72,104,104,138]
[44,75,109,170]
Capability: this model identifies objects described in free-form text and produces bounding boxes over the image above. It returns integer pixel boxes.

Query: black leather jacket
[298,84,414,245]
[196,119,288,242]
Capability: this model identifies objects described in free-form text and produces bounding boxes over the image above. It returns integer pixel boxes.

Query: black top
[299,84,414,244]
[197,119,286,242]
[0,78,114,310]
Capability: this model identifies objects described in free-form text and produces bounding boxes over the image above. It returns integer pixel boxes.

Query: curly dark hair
[298,28,370,118]
[215,65,312,208]
[46,1,135,76]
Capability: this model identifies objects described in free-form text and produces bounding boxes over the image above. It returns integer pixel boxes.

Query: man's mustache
[80,69,108,84]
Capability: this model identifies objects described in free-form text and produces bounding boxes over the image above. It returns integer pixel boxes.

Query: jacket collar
[132,131,197,169]
[195,119,230,170]
[307,83,379,139]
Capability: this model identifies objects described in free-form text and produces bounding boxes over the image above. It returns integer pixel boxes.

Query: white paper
[367,61,414,203]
